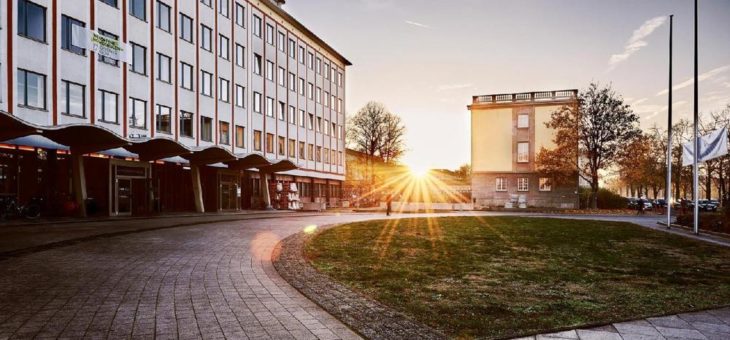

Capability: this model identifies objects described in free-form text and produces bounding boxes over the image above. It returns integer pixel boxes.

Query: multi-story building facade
[0,0,350,216]
[469,90,579,209]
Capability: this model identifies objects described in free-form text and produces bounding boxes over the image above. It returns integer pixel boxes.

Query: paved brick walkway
[0,212,727,339]
[516,308,730,340]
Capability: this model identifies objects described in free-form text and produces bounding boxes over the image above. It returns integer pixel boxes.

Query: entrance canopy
[0,110,296,171]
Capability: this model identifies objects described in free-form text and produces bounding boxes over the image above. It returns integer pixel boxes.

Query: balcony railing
[472,90,578,105]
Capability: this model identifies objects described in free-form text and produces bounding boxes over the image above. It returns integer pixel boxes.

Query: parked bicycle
[0,195,43,221]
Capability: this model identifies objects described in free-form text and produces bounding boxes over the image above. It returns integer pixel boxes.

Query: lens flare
[303,225,318,234]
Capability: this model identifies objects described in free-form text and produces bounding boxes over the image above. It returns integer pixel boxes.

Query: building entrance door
[116,178,132,215]
[219,173,240,211]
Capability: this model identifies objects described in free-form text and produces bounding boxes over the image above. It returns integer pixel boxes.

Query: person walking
[637,197,645,215]
[385,194,392,216]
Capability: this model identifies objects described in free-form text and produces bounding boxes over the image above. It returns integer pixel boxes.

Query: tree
[347,101,406,164]
[455,164,472,182]
[536,83,641,208]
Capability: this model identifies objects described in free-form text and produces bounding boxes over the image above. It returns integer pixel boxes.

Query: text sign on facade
[72,26,129,63]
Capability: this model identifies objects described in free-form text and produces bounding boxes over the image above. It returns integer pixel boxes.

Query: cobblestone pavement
[516,308,730,340]
[0,212,727,339]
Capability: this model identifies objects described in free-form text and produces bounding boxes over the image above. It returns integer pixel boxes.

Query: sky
[283,0,730,171]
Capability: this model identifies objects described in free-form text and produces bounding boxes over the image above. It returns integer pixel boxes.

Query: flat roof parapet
[469,89,578,108]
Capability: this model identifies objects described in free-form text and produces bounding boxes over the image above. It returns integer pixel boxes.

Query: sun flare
[409,165,431,179]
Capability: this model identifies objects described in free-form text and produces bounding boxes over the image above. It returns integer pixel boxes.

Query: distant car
[643,201,653,211]
[627,198,638,209]
[699,199,718,212]
[654,199,667,208]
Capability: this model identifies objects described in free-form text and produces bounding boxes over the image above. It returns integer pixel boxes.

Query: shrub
[579,188,628,209]
[676,212,729,234]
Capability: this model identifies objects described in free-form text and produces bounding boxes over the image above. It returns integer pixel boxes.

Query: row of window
[495,177,552,192]
[249,131,344,166]
[18,67,345,142]
[100,0,346,86]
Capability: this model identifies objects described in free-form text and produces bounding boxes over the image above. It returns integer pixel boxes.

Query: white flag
[71,24,89,49]
[683,127,729,166]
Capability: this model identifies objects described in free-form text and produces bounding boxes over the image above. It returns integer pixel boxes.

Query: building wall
[0,0,346,180]
[469,92,578,209]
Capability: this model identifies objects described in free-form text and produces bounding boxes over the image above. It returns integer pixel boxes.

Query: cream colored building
[468,90,579,209]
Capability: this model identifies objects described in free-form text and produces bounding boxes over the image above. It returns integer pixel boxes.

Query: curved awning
[226,153,271,170]
[125,137,192,161]
[0,111,42,141]
[258,159,298,173]
[183,146,237,165]
[43,124,130,154]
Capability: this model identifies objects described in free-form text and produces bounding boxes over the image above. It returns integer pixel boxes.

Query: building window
[265,133,274,153]
[277,67,285,87]
[298,46,305,64]
[265,97,274,117]
[496,177,506,192]
[218,0,229,17]
[539,178,552,192]
[265,24,274,45]
[253,92,262,113]
[99,89,118,123]
[324,63,330,80]
[298,78,305,96]
[253,54,262,75]
[98,30,119,66]
[19,0,47,42]
[157,1,171,32]
[219,78,230,102]
[517,142,529,163]
[253,130,262,151]
[61,15,86,55]
[201,0,211,7]
[338,72,344,87]
[307,113,314,130]
[201,70,213,96]
[180,62,193,90]
[288,106,295,124]
[235,125,245,148]
[235,85,245,108]
[298,110,305,128]
[518,178,529,192]
[277,31,285,52]
[278,136,285,156]
[156,104,172,134]
[252,14,262,37]
[288,73,296,92]
[307,144,314,161]
[323,148,329,163]
[299,142,305,159]
[180,111,194,137]
[316,146,322,162]
[316,58,322,74]
[200,117,213,141]
[266,61,274,81]
[201,25,212,51]
[324,91,330,107]
[100,0,118,7]
[277,101,285,121]
[235,3,245,27]
[316,87,322,103]
[307,83,314,100]
[128,97,146,129]
[17,69,46,110]
[60,80,85,117]
[288,139,296,158]
[339,151,343,166]
[130,42,147,75]
[129,0,146,21]
[179,14,193,43]
[235,44,245,67]
[157,53,172,83]
[220,122,230,145]
[307,52,314,69]
[288,39,296,59]
[518,114,529,128]
[218,34,229,60]
[316,117,322,133]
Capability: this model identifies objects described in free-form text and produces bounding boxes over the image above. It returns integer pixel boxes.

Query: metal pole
[666,14,673,229]
[693,0,700,235]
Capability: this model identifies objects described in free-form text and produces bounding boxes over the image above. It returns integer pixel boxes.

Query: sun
[409,164,431,179]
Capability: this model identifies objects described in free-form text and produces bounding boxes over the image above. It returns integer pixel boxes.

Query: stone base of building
[472,172,578,209]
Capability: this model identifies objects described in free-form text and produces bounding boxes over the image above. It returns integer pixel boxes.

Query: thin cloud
[405,20,430,29]
[641,101,687,121]
[608,16,667,70]
[656,65,730,96]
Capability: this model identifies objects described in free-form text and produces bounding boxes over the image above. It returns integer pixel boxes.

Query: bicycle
[0,195,43,221]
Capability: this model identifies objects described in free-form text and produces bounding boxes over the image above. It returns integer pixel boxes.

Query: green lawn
[305,217,730,339]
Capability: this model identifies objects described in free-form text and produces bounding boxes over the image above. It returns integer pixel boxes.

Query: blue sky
[284,0,730,170]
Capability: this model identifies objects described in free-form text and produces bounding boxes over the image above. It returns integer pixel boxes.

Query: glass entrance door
[116,178,132,215]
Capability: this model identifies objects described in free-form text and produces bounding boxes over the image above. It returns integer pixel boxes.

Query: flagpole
[693,0,700,235]
[666,14,673,229]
